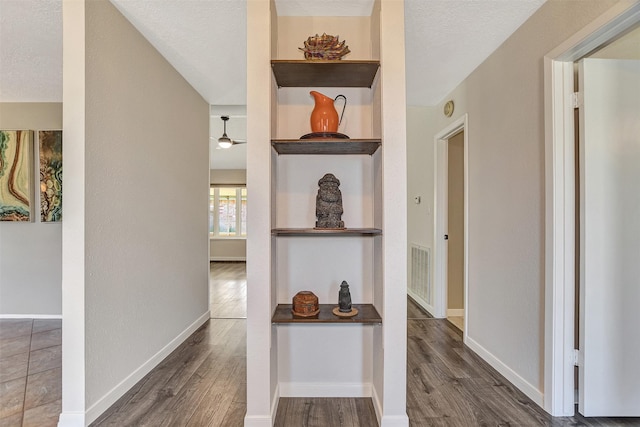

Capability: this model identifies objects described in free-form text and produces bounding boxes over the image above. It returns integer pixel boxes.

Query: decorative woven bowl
[299,33,350,60]
[292,291,320,317]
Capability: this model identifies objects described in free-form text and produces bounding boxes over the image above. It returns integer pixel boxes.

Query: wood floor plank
[407,297,433,319]
[83,263,640,426]
[274,397,377,427]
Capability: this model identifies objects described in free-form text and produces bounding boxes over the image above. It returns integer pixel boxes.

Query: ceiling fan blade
[232,139,247,145]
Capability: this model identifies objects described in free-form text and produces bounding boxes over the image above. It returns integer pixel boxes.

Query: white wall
[405,0,622,404]
[0,103,62,316]
[62,1,210,422]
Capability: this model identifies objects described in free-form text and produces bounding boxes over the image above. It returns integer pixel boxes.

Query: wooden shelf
[272,228,382,236]
[272,304,382,324]
[272,139,381,155]
[271,60,380,88]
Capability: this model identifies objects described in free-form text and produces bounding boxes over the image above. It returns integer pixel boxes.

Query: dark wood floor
[209,261,246,319]
[91,319,246,426]
[92,264,640,426]
[7,263,640,426]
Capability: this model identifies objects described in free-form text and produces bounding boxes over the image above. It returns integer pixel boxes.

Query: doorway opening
[446,130,465,332]
[544,2,640,417]
[208,106,248,320]
[433,114,469,339]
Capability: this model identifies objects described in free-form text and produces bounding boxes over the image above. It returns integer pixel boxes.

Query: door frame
[543,1,640,416]
[433,114,469,339]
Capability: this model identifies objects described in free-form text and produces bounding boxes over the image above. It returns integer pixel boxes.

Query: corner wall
[406,0,620,405]
[0,103,62,316]
[63,0,210,423]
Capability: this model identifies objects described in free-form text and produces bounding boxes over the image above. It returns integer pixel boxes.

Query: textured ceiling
[0,0,548,168]
[110,0,247,107]
[405,0,546,105]
[0,0,547,106]
[0,0,62,102]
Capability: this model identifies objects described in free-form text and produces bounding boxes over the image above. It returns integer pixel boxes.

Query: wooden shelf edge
[272,228,382,236]
[272,304,382,324]
[271,60,380,88]
[271,60,380,65]
[271,139,381,155]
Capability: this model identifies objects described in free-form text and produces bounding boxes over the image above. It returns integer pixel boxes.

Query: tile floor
[0,319,61,427]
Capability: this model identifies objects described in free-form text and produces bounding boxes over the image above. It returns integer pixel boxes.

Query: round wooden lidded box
[292,291,320,317]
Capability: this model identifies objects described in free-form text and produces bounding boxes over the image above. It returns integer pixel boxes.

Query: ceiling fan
[214,116,246,149]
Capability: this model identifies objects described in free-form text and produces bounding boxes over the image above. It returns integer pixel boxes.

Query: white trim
[271,384,280,424]
[466,336,544,408]
[57,412,84,427]
[209,256,247,262]
[407,290,434,317]
[433,114,469,342]
[243,416,274,427]
[0,314,62,319]
[544,57,577,417]
[543,1,640,417]
[446,309,464,317]
[372,383,382,425]
[278,382,372,397]
[84,311,210,425]
[373,384,410,426]
[380,415,410,427]
[242,384,278,427]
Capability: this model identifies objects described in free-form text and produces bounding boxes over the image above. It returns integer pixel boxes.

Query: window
[209,186,247,237]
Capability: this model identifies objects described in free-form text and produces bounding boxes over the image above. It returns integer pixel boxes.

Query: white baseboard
[371,385,409,427]
[279,382,372,397]
[465,336,544,408]
[0,314,62,319]
[243,385,278,427]
[84,311,211,425]
[447,309,464,317]
[380,415,410,427]
[209,257,246,261]
[271,383,280,423]
[407,291,436,317]
[372,384,383,424]
[57,412,84,427]
[243,416,274,427]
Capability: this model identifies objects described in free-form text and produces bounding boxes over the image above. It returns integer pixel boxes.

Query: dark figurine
[338,281,352,312]
[315,173,345,229]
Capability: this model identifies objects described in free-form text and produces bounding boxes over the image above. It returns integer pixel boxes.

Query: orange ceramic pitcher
[310,91,346,133]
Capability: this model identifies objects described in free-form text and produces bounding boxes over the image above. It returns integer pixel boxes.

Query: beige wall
[447,131,464,311]
[82,0,209,418]
[210,168,246,185]
[406,0,621,400]
[0,103,62,315]
[210,239,246,261]
[591,24,640,59]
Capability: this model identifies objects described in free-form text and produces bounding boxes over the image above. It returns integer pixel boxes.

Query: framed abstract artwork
[38,130,63,222]
[0,130,33,222]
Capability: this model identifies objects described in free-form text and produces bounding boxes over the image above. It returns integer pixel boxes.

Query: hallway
[4,263,639,425]
[91,262,640,426]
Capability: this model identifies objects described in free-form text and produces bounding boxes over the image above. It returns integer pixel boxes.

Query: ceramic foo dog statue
[315,173,345,229]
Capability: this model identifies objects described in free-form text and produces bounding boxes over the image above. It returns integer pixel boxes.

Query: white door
[578,58,640,416]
